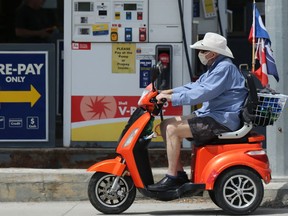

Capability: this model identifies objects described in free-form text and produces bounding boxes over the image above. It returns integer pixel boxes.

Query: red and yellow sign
[71,95,182,141]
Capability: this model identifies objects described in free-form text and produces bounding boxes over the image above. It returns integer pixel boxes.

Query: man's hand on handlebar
[160,89,173,94]
[156,90,172,103]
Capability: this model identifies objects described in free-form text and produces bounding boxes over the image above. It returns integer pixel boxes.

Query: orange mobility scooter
[87,62,287,215]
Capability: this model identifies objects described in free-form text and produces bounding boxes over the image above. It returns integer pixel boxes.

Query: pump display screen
[124,3,137,11]
[98,10,107,16]
[77,2,92,11]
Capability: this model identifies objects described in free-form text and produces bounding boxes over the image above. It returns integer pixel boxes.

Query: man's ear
[211,52,218,57]
[210,52,219,59]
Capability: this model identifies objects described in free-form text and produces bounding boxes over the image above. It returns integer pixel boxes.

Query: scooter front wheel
[214,168,264,215]
[88,172,136,214]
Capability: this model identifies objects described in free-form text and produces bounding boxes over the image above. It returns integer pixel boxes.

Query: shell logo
[80,96,117,120]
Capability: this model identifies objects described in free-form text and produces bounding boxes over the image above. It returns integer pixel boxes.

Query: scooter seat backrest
[240,71,260,124]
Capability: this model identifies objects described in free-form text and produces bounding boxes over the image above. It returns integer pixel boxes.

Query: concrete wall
[265,0,288,177]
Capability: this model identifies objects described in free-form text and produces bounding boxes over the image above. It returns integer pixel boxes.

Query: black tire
[213,168,264,215]
[88,172,136,214]
[208,190,220,207]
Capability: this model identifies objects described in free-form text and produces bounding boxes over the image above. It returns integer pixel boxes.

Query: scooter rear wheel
[88,172,136,214]
[208,190,220,207]
[213,168,264,215]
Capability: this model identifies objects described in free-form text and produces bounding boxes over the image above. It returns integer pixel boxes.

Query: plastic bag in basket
[253,93,287,126]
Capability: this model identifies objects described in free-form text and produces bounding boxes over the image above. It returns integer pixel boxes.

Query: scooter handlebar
[151,97,166,116]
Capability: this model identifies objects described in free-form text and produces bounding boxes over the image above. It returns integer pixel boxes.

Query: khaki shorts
[188,115,231,146]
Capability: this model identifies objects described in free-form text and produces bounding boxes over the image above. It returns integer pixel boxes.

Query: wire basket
[253,93,288,126]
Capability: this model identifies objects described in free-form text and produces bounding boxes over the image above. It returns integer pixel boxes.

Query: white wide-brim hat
[190,32,234,58]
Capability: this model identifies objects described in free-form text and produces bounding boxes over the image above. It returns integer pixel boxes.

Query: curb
[0,168,287,207]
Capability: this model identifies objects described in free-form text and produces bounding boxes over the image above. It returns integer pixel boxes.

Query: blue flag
[249,3,279,85]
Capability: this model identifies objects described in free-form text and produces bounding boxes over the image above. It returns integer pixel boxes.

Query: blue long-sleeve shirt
[171,56,248,131]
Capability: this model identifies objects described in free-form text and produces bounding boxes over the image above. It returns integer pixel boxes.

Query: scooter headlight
[123,128,139,147]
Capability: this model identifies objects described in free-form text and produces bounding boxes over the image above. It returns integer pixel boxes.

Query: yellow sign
[0,85,41,107]
[92,24,109,35]
[72,120,163,142]
[112,43,136,73]
[202,0,216,18]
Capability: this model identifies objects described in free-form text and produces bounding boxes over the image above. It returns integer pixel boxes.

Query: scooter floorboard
[139,183,206,201]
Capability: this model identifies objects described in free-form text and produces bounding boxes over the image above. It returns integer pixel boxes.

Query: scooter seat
[186,122,256,145]
[218,122,253,139]
[211,135,249,144]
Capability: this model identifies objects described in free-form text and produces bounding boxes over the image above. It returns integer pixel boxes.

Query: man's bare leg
[165,118,192,176]
[147,115,193,191]
[160,116,193,176]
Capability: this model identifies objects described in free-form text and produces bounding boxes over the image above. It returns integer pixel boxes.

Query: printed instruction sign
[0,51,48,141]
[112,43,136,73]
[202,0,217,18]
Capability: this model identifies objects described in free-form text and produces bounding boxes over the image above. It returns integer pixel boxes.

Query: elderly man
[148,32,248,192]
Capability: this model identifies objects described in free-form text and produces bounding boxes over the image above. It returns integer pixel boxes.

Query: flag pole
[252,0,256,72]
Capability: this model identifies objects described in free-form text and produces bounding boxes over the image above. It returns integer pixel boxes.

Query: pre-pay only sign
[0,51,48,141]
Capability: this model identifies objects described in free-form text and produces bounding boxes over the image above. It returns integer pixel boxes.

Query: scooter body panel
[87,156,126,176]
[86,110,154,189]
[194,141,271,190]
[116,111,152,188]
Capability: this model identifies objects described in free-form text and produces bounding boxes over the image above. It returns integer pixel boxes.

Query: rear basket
[253,93,288,126]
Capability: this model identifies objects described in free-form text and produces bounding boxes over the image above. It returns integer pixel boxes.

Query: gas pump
[63,0,193,147]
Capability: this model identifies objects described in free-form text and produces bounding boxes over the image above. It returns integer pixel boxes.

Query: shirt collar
[208,55,227,73]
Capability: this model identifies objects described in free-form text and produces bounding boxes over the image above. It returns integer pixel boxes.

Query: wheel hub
[224,175,257,208]
[237,188,243,195]
[95,175,130,208]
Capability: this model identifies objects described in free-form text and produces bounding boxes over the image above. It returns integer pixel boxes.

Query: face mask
[198,52,211,65]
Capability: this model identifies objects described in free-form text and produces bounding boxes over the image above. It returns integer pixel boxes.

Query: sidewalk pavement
[0,168,287,207]
[2,200,288,216]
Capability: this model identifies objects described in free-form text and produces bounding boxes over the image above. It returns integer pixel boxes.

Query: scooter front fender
[87,156,126,176]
